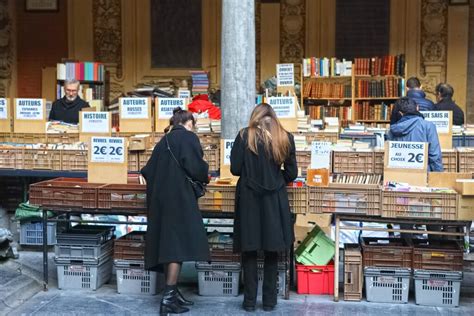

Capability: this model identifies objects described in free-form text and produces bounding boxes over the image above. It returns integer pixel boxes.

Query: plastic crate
[457,147,474,173]
[344,244,363,301]
[21,149,61,170]
[364,267,411,304]
[308,185,381,215]
[115,260,158,295]
[452,135,464,147]
[128,152,139,172]
[57,225,115,246]
[198,184,235,212]
[412,240,463,271]
[296,151,311,175]
[0,148,22,169]
[305,132,339,144]
[381,189,458,220]
[196,262,241,296]
[414,269,462,307]
[97,183,146,210]
[287,186,308,214]
[19,221,57,245]
[362,237,412,269]
[114,231,146,261]
[332,151,375,173]
[29,178,103,209]
[55,239,114,264]
[12,133,47,144]
[295,263,334,295]
[138,149,153,170]
[46,133,79,144]
[203,147,220,173]
[61,149,88,171]
[0,132,12,142]
[257,263,286,298]
[198,133,220,148]
[56,257,113,290]
[295,226,335,266]
[442,149,457,172]
[374,150,384,175]
[209,242,240,262]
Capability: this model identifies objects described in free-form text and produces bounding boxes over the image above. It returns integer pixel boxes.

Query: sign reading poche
[223,139,234,165]
[90,137,125,163]
[311,141,331,169]
[81,112,110,133]
[0,98,7,120]
[267,97,296,118]
[420,111,450,133]
[120,98,149,119]
[277,63,294,87]
[157,98,187,119]
[387,141,426,169]
[16,98,44,120]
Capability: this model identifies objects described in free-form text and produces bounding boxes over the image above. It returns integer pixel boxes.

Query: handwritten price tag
[311,141,331,169]
[90,137,125,163]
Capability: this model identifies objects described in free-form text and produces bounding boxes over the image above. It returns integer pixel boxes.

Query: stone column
[221,0,256,139]
[467,1,474,123]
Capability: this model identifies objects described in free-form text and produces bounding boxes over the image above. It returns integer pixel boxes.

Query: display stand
[155,97,189,132]
[383,141,428,186]
[87,136,128,184]
[421,111,453,149]
[119,97,153,133]
[265,96,299,132]
[0,98,12,132]
[79,111,111,143]
[13,98,47,133]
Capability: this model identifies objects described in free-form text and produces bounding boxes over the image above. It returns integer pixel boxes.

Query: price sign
[223,139,234,165]
[0,98,7,119]
[120,98,149,119]
[267,97,296,118]
[157,98,187,119]
[81,112,110,133]
[15,98,44,120]
[277,63,294,87]
[90,137,125,163]
[420,111,450,133]
[311,141,331,169]
[178,90,191,99]
[387,141,426,169]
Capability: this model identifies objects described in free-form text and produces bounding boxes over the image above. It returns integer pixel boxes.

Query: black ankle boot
[176,288,194,306]
[160,286,189,315]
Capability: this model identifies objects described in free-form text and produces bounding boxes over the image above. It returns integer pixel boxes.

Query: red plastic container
[296,263,335,295]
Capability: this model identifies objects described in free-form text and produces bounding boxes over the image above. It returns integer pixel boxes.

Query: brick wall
[335,0,390,59]
[16,0,68,97]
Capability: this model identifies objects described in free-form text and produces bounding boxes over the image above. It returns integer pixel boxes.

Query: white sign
[267,97,296,118]
[90,137,125,163]
[178,90,191,99]
[223,139,234,165]
[0,98,7,119]
[16,98,44,120]
[387,141,426,169]
[420,111,450,134]
[157,98,187,119]
[81,112,110,133]
[311,141,331,169]
[277,63,294,87]
[120,98,149,119]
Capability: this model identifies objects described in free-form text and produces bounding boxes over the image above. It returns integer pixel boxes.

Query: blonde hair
[243,103,290,165]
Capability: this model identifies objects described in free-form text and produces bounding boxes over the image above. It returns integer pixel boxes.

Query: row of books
[353,101,393,121]
[307,105,352,121]
[56,84,105,101]
[190,70,209,96]
[354,55,405,76]
[303,82,351,99]
[331,173,382,185]
[302,57,353,77]
[57,62,105,82]
[356,78,405,98]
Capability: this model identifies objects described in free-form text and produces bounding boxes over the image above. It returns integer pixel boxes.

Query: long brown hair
[243,103,290,164]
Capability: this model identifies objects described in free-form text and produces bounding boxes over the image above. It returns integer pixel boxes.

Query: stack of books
[210,120,221,133]
[302,57,352,77]
[297,111,310,133]
[190,71,209,96]
[324,117,340,133]
[196,117,211,133]
[294,135,308,151]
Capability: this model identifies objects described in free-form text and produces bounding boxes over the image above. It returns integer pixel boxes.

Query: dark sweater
[434,98,465,126]
[49,96,90,124]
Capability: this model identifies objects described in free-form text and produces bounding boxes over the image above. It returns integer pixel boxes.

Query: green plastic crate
[295,226,335,266]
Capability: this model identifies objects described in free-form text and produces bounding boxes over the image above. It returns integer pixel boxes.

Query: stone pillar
[221,0,256,139]
[467,2,474,123]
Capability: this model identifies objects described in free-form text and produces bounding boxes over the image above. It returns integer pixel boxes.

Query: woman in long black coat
[230,103,297,312]
[141,108,210,315]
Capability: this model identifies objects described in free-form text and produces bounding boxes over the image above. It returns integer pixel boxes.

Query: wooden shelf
[355,75,404,79]
[354,97,400,100]
[304,76,352,79]
[57,79,104,85]
[304,97,351,101]
[356,120,390,123]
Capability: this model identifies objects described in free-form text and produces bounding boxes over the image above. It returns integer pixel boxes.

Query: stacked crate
[55,225,115,290]
[343,244,363,301]
[256,252,288,298]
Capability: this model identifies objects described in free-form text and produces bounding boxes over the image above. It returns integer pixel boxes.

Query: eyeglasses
[65,89,78,93]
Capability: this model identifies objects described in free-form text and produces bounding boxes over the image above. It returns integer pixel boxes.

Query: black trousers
[242,251,278,307]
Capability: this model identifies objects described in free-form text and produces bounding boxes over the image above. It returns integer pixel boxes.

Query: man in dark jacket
[434,83,465,126]
[49,79,90,124]
[387,97,443,172]
[390,77,434,124]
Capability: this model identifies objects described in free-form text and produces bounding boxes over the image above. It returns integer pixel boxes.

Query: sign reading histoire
[311,141,331,169]
[15,98,44,120]
[223,139,234,165]
[157,98,187,119]
[90,137,125,163]
[267,97,296,118]
[277,63,294,87]
[0,98,7,119]
[120,98,149,119]
[420,111,450,134]
[81,112,110,133]
[387,141,426,169]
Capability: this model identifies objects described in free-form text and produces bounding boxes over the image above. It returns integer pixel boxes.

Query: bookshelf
[302,55,406,125]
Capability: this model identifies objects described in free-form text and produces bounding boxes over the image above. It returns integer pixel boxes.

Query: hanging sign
[90,137,125,163]
[267,97,296,118]
[157,98,187,119]
[81,112,110,133]
[120,98,149,119]
[311,141,331,169]
[420,111,450,133]
[15,98,44,120]
[277,63,294,87]
[387,141,426,169]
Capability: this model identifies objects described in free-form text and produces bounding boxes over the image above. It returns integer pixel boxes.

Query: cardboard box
[428,172,472,188]
[455,179,474,196]
[458,196,474,220]
[129,135,152,151]
[294,214,332,248]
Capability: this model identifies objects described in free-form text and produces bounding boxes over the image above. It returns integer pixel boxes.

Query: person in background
[230,103,297,312]
[390,76,434,124]
[434,83,465,126]
[49,79,90,124]
[141,107,210,315]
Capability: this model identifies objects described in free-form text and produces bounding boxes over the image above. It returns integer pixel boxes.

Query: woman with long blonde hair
[230,103,297,312]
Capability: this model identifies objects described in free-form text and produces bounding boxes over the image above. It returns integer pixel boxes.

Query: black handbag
[165,135,206,199]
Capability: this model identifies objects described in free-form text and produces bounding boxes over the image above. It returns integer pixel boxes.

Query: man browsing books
[49,79,90,124]
[390,77,434,124]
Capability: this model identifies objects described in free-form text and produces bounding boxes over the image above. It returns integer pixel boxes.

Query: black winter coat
[230,129,298,253]
[141,125,210,271]
[49,96,90,124]
[434,98,465,126]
